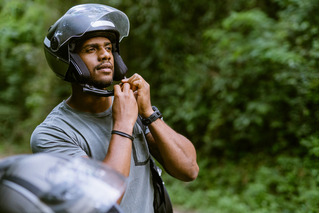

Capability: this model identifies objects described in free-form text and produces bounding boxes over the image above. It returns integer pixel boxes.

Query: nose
[98,48,112,61]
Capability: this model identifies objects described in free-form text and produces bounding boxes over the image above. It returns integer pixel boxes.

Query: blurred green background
[0,0,318,212]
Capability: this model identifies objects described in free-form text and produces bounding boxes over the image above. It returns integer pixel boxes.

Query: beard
[87,64,114,89]
[86,62,114,89]
[87,78,113,89]
[87,73,114,89]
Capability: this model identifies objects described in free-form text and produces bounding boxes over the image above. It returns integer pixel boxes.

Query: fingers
[129,80,142,92]
[122,73,141,83]
[122,74,149,94]
[114,84,121,95]
[121,73,143,88]
[122,82,131,93]
[118,74,152,118]
[112,82,138,132]
[113,82,137,110]
[115,83,131,93]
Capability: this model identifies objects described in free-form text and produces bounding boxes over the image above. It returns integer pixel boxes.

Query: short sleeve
[30,125,87,157]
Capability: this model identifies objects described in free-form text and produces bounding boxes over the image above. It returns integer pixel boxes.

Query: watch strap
[141,106,162,126]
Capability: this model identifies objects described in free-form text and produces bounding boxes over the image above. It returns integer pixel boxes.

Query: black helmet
[0,153,126,213]
[44,4,130,96]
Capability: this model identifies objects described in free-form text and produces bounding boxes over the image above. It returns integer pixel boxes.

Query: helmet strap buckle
[82,84,114,97]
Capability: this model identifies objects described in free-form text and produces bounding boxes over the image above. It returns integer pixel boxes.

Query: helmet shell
[0,153,126,213]
[44,4,130,81]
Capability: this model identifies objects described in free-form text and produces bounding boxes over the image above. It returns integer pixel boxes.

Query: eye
[85,47,96,53]
[105,46,112,51]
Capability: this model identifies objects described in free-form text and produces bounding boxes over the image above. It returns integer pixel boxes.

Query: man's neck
[66,83,113,113]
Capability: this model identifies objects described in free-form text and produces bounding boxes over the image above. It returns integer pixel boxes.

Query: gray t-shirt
[30,100,154,213]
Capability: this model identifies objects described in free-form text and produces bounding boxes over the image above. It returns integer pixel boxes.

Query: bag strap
[149,158,173,213]
[137,115,147,133]
[136,115,173,213]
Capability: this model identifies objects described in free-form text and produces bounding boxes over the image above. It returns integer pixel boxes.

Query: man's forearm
[147,119,199,181]
[103,134,132,177]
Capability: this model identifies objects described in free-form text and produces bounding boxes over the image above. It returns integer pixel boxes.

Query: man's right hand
[112,83,138,134]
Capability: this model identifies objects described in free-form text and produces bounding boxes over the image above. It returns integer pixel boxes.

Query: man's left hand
[121,74,154,118]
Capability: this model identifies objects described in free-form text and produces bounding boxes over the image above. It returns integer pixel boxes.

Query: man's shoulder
[31,102,72,138]
[40,101,78,126]
[30,102,80,153]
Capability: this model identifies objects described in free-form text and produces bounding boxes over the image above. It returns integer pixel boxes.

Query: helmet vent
[50,36,60,51]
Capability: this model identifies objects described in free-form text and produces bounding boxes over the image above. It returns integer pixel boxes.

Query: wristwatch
[141,106,162,126]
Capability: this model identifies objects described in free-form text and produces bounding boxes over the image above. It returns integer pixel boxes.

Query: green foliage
[164,153,318,213]
[197,7,318,156]
[140,0,319,159]
[0,0,69,146]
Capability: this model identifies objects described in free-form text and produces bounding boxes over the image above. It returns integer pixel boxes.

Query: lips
[96,63,113,73]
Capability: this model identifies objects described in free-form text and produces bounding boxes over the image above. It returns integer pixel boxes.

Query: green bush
[164,152,318,213]
[164,5,318,157]
[0,0,73,146]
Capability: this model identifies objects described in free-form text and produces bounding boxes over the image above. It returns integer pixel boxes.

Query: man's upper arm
[30,125,87,157]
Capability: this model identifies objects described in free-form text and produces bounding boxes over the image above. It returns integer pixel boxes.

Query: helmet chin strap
[82,84,114,97]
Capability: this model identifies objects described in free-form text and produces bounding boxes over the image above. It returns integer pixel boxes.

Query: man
[31,4,199,213]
